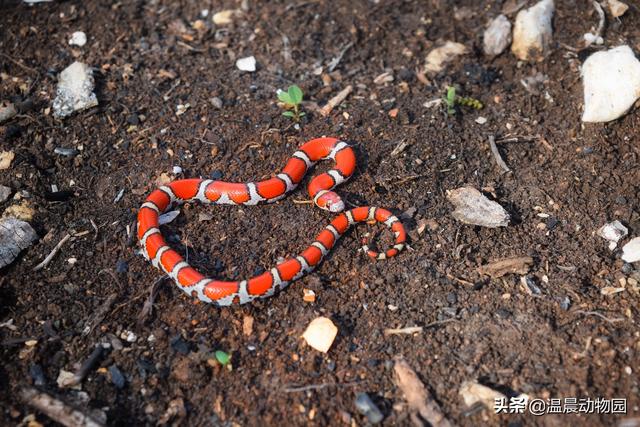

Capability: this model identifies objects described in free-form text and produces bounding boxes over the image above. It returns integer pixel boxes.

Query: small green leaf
[277,90,293,104]
[298,112,306,117]
[282,111,296,118]
[215,350,231,366]
[288,85,303,105]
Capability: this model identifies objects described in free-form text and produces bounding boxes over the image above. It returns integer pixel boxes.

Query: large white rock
[0,217,37,269]
[236,56,256,72]
[511,0,554,61]
[484,15,512,57]
[424,41,468,74]
[582,46,640,122]
[622,237,640,263]
[52,62,98,118]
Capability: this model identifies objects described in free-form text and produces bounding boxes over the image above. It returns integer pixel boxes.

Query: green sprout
[277,85,305,122]
[215,350,232,370]
[443,86,483,116]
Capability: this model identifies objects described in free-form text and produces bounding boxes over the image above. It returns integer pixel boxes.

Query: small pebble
[172,165,183,175]
[54,147,79,157]
[108,365,126,389]
[236,56,257,72]
[170,335,191,355]
[559,296,571,311]
[354,393,383,424]
[29,364,46,386]
[446,292,457,305]
[115,259,128,274]
[121,330,137,343]
[0,185,11,203]
[68,31,87,47]
[211,170,223,180]
[210,97,223,109]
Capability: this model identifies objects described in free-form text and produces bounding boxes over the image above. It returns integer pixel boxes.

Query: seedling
[443,86,483,116]
[214,350,232,371]
[277,85,305,122]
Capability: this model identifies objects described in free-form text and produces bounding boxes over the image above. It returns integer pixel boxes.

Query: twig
[63,345,107,388]
[572,310,625,324]
[292,199,313,205]
[282,382,359,393]
[424,318,459,329]
[0,53,38,74]
[384,326,423,336]
[446,274,474,286]
[82,293,117,336]
[320,85,353,117]
[488,135,510,173]
[137,276,166,325]
[33,233,71,271]
[327,41,354,72]
[394,357,452,427]
[20,387,105,427]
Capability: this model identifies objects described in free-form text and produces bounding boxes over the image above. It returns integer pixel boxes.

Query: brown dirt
[1,0,639,426]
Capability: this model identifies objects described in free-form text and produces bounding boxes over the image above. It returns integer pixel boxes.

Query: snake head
[315,191,345,213]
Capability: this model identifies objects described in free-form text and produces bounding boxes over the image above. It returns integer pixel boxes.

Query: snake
[136,137,406,305]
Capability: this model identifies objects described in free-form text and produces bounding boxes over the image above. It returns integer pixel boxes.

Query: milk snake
[137,137,406,305]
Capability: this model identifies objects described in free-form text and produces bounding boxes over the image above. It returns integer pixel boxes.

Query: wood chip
[384,326,423,336]
[320,85,353,117]
[20,387,105,427]
[393,357,452,427]
[478,256,533,278]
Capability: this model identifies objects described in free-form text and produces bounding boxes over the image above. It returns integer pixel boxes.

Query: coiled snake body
[137,137,406,305]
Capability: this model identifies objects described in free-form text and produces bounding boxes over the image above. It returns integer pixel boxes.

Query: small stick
[488,135,510,173]
[292,199,313,205]
[327,41,354,72]
[282,382,359,393]
[33,233,71,271]
[63,345,107,387]
[394,357,453,427]
[573,310,625,324]
[82,293,117,336]
[384,326,423,336]
[20,387,105,427]
[320,85,353,117]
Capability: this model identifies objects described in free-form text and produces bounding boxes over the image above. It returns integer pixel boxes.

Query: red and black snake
[137,137,406,305]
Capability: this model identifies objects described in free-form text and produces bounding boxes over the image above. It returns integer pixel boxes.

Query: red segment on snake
[137,137,406,306]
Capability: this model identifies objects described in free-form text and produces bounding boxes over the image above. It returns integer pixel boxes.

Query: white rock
[607,0,628,18]
[582,45,640,122]
[583,33,603,46]
[511,0,554,61]
[424,41,468,74]
[236,56,256,72]
[0,217,37,269]
[597,220,628,250]
[158,210,180,225]
[213,9,242,25]
[301,317,338,353]
[447,186,510,228]
[52,62,98,118]
[172,165,183,174]
[57,369,79,389]
[459,381,507,408]
[0,151,14,170]
[0,185,11,203]
[475,116,487,124]
[622,237,640,263]
[483,15,512,57]
[121,330,137,343]
[68,31,87,47]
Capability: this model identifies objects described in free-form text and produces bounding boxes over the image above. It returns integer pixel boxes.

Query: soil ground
[1,0,639,426]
